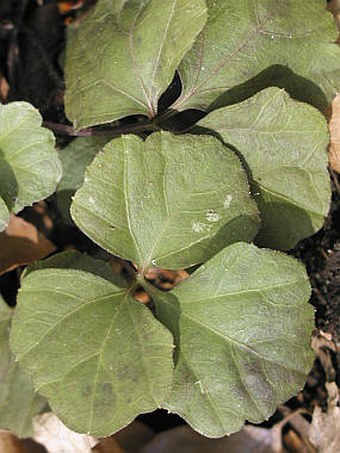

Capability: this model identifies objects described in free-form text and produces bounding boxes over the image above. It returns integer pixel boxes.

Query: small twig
[43,120,159,137]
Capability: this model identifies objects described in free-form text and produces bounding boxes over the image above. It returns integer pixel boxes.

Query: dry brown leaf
[0,215,56,275]
[133,289,151,304]
[279,406,317,453]
[328,93,340,173]
[311,331,337,381]
[92,437,125,453]
[0,430,29,453]
[283,430,310,453]
[0,432,46,453]
[309,381,340,453]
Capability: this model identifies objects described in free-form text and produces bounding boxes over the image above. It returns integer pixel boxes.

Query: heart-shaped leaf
[0,296,46,437]
[0,102,61,232]
[71,132,259,271]
[198,88,331,249]
[10,269,174,436]
[65,0,207,129]
[173,0,340,113]
[147,242,314,438]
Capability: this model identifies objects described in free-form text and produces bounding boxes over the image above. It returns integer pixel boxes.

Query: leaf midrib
[149,0,178,99]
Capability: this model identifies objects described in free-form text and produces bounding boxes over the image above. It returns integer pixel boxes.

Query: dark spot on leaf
[82,384,92,397]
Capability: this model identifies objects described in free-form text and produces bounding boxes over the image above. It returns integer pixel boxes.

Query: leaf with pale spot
[10,269,174,436]
[71,131,259,271]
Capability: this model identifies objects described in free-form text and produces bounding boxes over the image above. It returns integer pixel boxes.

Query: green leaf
[173,0,340,113]
[65,0,207,129]
[0,102,62,232]
[57,137,109,223]
[24,250,127,288]
[71,131,259,271]
[0,296,46,437]
[10,269,174,436]
[148,242,314,438]
[198,88,331,250]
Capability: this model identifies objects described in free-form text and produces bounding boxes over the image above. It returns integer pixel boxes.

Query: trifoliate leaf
[198,88,331,249]
[10,270,174,436]
[57,137,109,223]
[71,131,259,271]
[0,296,46,437]
[173,0,340,113]
[0,102,62,232]
[148,242,314,438]
[65,0,207,129]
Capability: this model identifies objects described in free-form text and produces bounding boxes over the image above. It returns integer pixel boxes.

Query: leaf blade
[0,102,61,231]
[65,0,207,128]
[10,269,174,436]
[149,242,314,438]
[0,296,46,437]
[174,0,340,112]
[71,131,259,270]
[198,88,331,249]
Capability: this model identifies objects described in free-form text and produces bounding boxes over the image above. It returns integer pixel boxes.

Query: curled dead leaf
[0,215,56,275]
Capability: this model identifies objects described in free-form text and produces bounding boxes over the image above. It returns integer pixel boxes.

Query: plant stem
[43,119,159,137]
[137,275,159,296]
